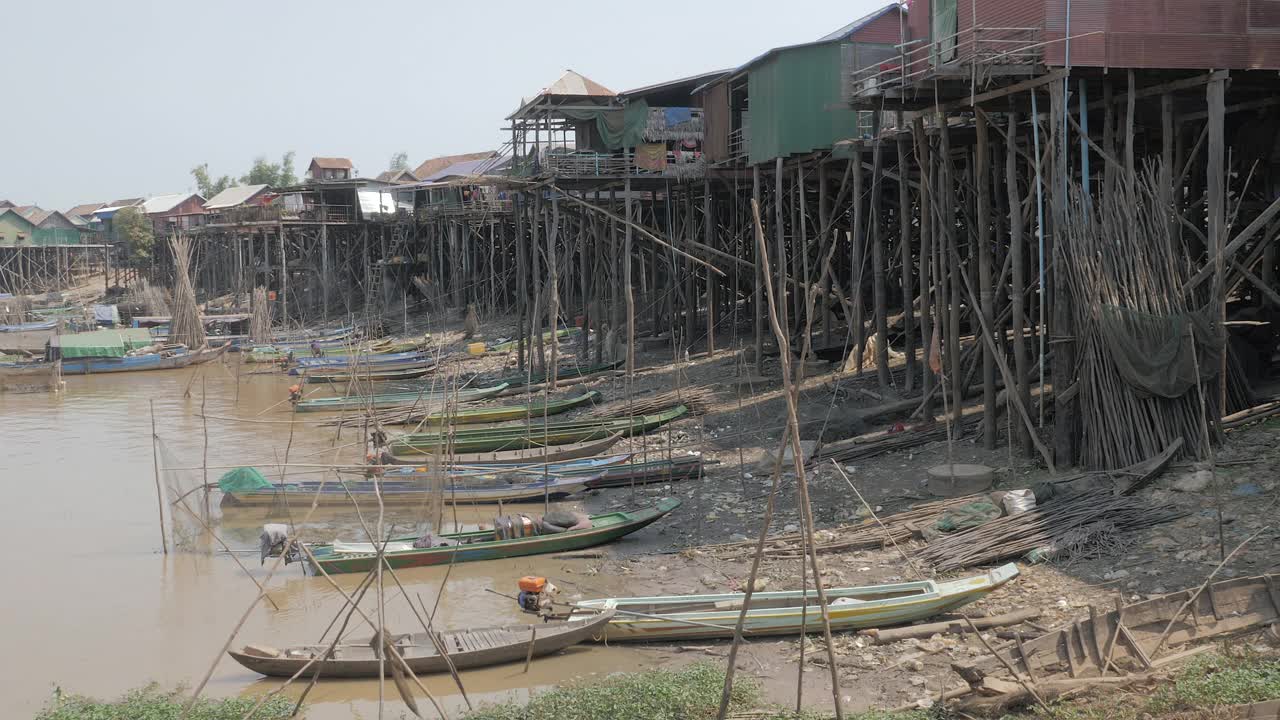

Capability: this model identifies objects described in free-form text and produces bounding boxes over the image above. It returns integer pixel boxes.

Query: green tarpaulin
[51,328,155,359]
[561,99,649,151]
[218,467,273,493]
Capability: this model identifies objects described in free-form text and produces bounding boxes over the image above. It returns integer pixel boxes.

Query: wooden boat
[502,359,623,388]
[296,497,681,574]
[388,405,687,456]
[223,476,593,507]
[384,432,624,466]
[293,382,510,413]
[228,611,614,678]
[291,351,430,370]
[0,319,57,332]
[302,363,436,384]
[488,327,579,353]
[385,452,633,479]
[960,571,1280,684]
[0,360,62,392]
[321,390,602,428]
[574,456,705,488]
[572,563,1019,642]
[61,342,230,375]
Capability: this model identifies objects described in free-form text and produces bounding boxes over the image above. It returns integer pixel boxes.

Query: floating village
[5,2,1280,719]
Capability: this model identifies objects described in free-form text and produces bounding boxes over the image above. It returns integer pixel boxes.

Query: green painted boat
[573,564,1019,642]
[302,362,436,384]
[295,497,681,574]
[397,390,601,426]
[388,405,687,456]
[488,327,580,353]
[293,382,510,413]
[502,359,623,388]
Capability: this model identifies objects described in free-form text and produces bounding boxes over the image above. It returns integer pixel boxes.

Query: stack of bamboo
[918,490,1186,572]
[1062,163,1249,468]
[588,387,716,418]
[167,234,206,349]
[709,494,983,560]
[249,287,271,344]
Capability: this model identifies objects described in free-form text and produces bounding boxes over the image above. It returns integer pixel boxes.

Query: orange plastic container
[518,576,547,593]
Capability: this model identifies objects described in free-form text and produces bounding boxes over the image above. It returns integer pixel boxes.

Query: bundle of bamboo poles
[250,287,271,344]
[1062,163,1249,469]
[918,490,1186,572]
[126,279,170,317]
[587,387,716,418]
[167,234,206,349]
[708,494,983,560]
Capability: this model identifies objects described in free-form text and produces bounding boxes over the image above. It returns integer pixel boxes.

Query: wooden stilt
[977,108,996,450]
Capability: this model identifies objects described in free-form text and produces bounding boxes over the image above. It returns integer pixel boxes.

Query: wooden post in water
[150,399,168,554]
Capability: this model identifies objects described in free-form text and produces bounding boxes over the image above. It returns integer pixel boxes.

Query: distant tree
[113,207,155,265]
[389,151,410,172]
[240,152,298,186]
[279,151,297,186]
[191,163,233,198]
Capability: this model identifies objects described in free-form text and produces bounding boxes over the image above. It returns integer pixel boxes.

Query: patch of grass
[1148,653,1280,714]
[461,663,758,720]
[35,684,296,720]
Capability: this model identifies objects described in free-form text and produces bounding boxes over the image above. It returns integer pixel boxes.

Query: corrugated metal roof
[542,70,614,98]
[421,155,510,182]
[0,208,37,228]
[66,203,105,219]
[309,157,353,170]
[204,184,270,210]
[375,170,419,183]
[140,193,197,214]
[817,3,904,42]
[710,3,905,85]
[108,197,144,207]
[619,70,730,99]
[412,151,496,180]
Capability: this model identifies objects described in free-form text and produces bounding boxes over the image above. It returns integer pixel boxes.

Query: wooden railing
[845,26,1042,102]
[543,150,705,179]
[205,204,354,226]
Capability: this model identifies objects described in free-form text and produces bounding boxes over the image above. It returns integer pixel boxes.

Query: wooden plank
[934,68,1069,113]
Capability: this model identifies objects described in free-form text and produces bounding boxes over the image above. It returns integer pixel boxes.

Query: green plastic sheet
[218,467,273,493]
[52,328,155,358]
[561,99,649,150]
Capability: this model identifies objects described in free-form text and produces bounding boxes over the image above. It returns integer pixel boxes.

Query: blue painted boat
[222,475,595,507]
[383,453,633,479]
[60,343,230,375]
[291,350,430,369]
[0,320,57,332]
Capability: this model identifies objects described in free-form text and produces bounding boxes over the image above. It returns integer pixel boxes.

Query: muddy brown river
[0,359,665,718]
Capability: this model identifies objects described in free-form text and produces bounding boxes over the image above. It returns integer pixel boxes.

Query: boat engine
[516,576,558,614]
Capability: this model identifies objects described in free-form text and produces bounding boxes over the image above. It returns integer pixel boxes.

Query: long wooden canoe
[295,498,680,574]
[291,351,431,370]
[384,452,633,479]
[573,563,1019,642]
[574,456,705,488]
[388,405,687,456]
[488,327,579,353]
[223,476,593,507]
[501,359,623,388]
[229,611,613,678]
[384,433,624,466]
[303,363,436,384]
[293,382,510,412]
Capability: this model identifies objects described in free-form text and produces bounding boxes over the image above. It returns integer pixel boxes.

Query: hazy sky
[1,0,888,210]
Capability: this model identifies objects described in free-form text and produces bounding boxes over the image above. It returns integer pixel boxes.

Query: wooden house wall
[1043,0,1280,70]
[702,80,731,163]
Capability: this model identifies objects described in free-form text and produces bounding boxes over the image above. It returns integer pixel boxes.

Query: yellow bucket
[467,342,486,356]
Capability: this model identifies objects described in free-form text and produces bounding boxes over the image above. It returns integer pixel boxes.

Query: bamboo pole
[752,197,845,718]
[150,399,168,554]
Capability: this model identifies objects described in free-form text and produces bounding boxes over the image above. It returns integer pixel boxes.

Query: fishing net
[153,433,221,552]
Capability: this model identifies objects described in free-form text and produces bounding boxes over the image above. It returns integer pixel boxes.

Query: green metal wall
[0,213,35,247]
[31,227,81,245]
[747,42,862,166]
